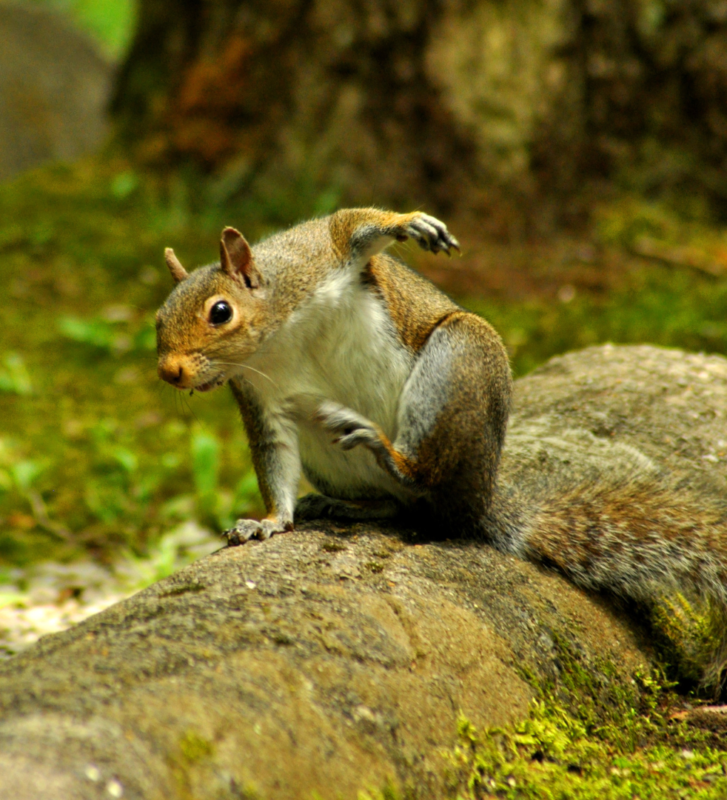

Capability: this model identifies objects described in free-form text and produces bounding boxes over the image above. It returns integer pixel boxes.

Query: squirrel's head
[156,227,267,393]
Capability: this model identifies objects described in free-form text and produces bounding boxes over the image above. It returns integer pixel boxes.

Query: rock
[509,343,727,482]
[0,344,725,799]
[0,3,113,182]
[0,527,645,800]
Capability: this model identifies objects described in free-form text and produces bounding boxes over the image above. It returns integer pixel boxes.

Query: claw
[404,213,460,257]
[224,517,291,546]
[315,401,382,453]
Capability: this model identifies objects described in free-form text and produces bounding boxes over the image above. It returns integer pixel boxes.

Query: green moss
[648,593,727,694]
[355,640,727,798]
[443,642,727,799]
[322,541,347,553]
[357,779,404,800]
[159,582,207,598]
[445,711,727,798]
[178,730,214,763]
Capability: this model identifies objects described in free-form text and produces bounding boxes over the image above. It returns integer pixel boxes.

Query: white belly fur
[244,269,414,499]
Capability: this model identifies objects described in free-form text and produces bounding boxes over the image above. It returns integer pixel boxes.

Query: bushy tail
[489,476,727,693]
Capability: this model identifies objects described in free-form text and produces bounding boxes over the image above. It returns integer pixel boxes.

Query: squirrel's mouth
[193,375,226,393]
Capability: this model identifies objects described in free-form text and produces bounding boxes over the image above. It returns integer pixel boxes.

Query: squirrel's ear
[220,227,260,289]
[164,248,189,283]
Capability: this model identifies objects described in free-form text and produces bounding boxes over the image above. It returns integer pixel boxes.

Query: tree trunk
[112,0,727,232]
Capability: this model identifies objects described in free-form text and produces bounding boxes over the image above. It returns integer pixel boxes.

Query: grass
[473,263,727,377]
[465,195,727,376]
[0,158,268,566]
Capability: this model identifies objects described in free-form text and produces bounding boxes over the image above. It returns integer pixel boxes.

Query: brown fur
[363,257,458,352]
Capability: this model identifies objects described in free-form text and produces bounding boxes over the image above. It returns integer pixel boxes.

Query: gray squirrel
[156,208,727,689]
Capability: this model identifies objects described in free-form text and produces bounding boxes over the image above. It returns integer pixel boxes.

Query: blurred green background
[22,0,135,59]
[3,0,727,570]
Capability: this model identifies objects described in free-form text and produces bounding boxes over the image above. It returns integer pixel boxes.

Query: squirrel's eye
[209,300,233,325]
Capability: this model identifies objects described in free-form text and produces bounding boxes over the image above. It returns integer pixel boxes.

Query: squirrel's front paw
[315,401,382,451]
[224,517,291,546]
[397,213,460,256]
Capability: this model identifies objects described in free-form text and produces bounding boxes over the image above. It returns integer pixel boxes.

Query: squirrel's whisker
[213,361,277,387]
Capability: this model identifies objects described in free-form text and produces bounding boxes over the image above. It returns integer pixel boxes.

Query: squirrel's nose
[158,357,189,388]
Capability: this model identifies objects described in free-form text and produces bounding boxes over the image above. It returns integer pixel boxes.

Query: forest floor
[3,156,727,797]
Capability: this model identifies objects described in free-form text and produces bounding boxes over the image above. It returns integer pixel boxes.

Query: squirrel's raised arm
[328,208,460,269]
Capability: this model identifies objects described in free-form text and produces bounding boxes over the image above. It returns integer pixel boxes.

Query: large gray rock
[0,344,725,799]
[0,3,112,181]
[0,527,646,800]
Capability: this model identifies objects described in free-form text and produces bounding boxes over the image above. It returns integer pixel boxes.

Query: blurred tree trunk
[112,1,481,218]
[112,0,727,232]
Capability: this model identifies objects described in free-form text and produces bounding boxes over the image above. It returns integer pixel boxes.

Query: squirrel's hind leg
[314,312,511,532]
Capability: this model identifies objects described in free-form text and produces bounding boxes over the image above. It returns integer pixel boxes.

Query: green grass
[475,194,727,376]
[471,264,727,377]
[0,159,268,565]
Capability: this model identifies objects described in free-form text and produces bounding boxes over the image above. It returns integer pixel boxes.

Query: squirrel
[156,208,727,690]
